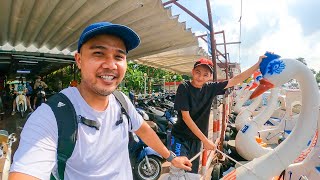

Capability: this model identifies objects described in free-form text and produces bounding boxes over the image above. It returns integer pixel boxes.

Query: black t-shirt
[172,80,228,140]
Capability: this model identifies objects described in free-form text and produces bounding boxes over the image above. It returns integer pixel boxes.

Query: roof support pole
[173,1,210,30]
[163,1,228,173]
[162,0,178,6]
[222,31,229,80]
[163,0,216,79]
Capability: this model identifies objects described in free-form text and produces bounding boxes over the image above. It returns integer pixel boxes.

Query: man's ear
[191,68,195,75]
[74,52,81,70]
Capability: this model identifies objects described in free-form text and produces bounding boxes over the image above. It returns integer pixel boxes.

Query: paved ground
[0,109,29,159]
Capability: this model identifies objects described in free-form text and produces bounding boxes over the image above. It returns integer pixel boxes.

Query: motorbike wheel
[19,103,24,118]
[0,97,4,120]
[211,163,223,180]
[0,97,3,112]
[134,155,161,180]
[225,132,231,141]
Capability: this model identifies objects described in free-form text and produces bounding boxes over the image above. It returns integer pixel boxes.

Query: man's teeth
[101,76,114,80]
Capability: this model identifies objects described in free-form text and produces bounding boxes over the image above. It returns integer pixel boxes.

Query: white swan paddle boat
[223,54,319,179]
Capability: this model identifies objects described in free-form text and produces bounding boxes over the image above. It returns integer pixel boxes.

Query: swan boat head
[228,52,320,180]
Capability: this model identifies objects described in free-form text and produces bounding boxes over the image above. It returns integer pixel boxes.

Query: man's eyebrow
[89,45,107,50]
[118,49,127,55]
[89,45,127,55]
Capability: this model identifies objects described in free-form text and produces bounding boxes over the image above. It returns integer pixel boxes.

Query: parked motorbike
[136,97,177,148]
[0,97,4,120]
[129,132,163,180]
[34,90,46,110]
[15,93,27,118]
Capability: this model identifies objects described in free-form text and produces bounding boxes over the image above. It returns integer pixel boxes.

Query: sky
[164,0,320,72]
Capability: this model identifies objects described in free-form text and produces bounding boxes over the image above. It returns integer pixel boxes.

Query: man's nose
[101,58,117,69]
[200,75,206,81]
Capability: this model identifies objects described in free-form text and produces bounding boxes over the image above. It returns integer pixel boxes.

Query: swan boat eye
[267,60,286,75]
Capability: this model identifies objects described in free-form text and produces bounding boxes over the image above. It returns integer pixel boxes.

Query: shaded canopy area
[135,45,225,79]
[0,0,224,80]
[0,50,74,80]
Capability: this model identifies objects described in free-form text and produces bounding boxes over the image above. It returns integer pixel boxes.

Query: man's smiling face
[75,34,127,96]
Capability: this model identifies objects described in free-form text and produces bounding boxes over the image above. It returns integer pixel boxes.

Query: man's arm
[9,105,57,180]
[135,122,192,171]
[9,172,39,180]
[181,111,215,150]
[42,81,48,89]
[225,55,265,89]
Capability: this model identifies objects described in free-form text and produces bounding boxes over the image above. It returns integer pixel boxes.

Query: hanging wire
[205,135,263,178]
[238,0,243,64]
[215,148,264,179]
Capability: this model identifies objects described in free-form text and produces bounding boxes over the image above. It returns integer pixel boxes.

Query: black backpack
[45,90,131,180]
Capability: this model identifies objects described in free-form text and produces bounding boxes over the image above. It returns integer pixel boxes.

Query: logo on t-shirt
[57,102,65,107]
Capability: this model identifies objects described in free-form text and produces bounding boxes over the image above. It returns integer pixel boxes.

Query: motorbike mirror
[8,133,17,143]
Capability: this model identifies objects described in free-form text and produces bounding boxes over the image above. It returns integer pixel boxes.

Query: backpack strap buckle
[78,115,101,130]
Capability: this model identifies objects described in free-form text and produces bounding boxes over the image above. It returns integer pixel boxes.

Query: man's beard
[93,86,113,96]
[87,80,118,96]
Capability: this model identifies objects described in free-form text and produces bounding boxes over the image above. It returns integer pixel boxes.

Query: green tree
[316,71,320,84]
[310,68,316,74]
[46,65,80,91]
[123,62,186,94]
[44,62,188,95]
[296,57,307,65]
[295,58,318,75]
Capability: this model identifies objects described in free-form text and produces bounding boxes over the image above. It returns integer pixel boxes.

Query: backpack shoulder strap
[112,90,128,113]
[112,90,132,130]
[46,93,78,180]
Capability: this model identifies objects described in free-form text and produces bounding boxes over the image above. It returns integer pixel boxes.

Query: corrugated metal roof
[0,0,224,78]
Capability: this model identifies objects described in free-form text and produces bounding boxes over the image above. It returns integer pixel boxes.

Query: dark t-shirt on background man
[172,80,228,140]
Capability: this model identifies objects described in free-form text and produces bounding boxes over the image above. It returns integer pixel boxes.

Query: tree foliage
[44,62,188,94]
[121,62,186,94]
[288,57,318,87]
[316,71,320,84]
[310,68,316,74]
[296,57,307,65]
[45,65,80,92]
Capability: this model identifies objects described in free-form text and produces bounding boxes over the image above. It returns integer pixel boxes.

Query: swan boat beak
[249,82,258,90]
[250,79,274,99]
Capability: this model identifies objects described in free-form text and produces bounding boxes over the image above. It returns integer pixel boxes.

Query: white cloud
[168,0,320,72]
[212,0,320,72]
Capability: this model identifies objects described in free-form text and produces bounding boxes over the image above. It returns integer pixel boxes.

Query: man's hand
[171,156,192,171]
[203,139,216,150]
[258,55,267,64]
